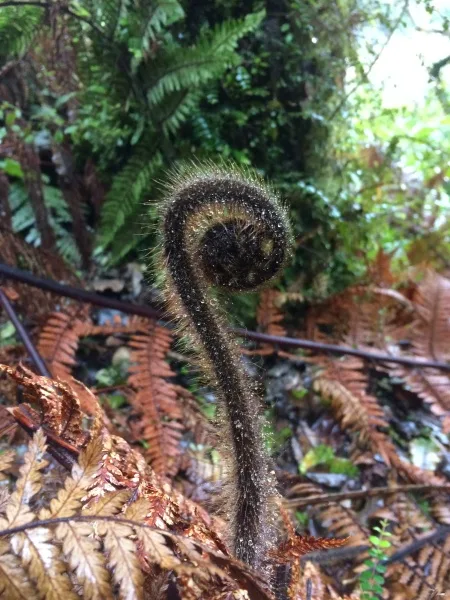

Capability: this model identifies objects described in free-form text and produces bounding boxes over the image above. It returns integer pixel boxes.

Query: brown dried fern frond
[302,252,412,354]
[1,364,223,545]
[387,270,450,432]
[127,317,184,476]
[2,363,100,449]
[252,289,287,356]
[288,560,362,600]
[305,283,408,351]
[0,366,273,597]
[283,480,369,567]
[247,289,300,358]
[313,356,445,485]
[37,307,91,380]
[37,307,212,479]
[375,493,450,599]
[312,356,393,464]
[0,430,274,600]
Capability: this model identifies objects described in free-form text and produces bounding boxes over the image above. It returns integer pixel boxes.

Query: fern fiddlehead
[160,164,292,568]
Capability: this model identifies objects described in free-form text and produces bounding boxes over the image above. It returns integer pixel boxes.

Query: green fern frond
[0,5,43,59]
[8,183,81,265]
[140,0,185,48]
[99,139,163,248]
[147,10,265,108]
[206,9,265,54]
[156,89,202,135]
[106,208,148,265]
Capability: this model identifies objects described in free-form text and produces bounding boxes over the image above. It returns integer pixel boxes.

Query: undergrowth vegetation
[0,241,450,598]
[1,0,450,599]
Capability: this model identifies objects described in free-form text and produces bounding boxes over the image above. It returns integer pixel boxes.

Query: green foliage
[295,510,309,527]
[1,0,449,301]
[359,519,392,600]
[103,393,128,410]
[95,366,125,387]
[65,1,265,255]
[99,140,163,250]
[299,444,359,477]
[0,158,23,178]
[263,410,292,454]
[146,12,265,109]
[0,5,43,58]
[8,182,81,264]
[0,322,17,346]
[0,1,266,267]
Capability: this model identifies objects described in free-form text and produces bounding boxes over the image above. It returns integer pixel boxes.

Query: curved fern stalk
[158,162,292,569]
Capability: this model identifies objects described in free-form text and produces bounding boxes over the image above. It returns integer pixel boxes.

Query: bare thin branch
[286,483,450,509]
[1,262,450,372]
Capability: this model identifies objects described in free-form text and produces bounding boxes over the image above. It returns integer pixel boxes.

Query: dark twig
[1,262,450,372]
[385,526,450,565]
[0,288,51,377]
[11,405,78,471]
[286,483,450,509]
[0,262,161,320]
[301,545,369,566]
[233,328,450,371]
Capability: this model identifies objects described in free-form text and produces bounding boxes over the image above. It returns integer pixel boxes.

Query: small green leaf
[5,111,16,127]
[1,158,23,178]
[369,536,382,546]
[105,394,128,410]
[299,444,334,474]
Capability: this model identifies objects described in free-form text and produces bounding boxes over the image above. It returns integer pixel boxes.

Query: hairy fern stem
[160,165,292,568]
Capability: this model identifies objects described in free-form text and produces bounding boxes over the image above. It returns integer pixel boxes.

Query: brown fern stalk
[158,163,292,569]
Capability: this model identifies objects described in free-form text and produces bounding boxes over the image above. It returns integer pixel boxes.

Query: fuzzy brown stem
[162,171,291,568]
